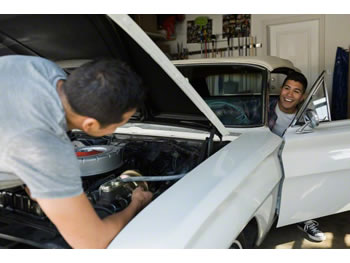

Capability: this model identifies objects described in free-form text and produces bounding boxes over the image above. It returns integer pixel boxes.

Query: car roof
[58,56,298,73]
[172,56,300,72]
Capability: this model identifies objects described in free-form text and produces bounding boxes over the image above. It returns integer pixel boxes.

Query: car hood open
[0,14,231,137]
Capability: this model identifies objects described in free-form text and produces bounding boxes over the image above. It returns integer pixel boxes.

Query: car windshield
[177,64,267,127]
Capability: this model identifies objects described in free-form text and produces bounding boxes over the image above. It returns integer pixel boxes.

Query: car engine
[0,131,207,248]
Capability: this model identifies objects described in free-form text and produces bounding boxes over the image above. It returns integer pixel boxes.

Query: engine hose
[117,173,186,183]
[0,233,50,249]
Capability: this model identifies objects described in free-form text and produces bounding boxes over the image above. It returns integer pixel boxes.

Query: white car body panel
[254,183,280,247]
[172,57,300,72]
[109,129,282,248]
[114,123,239,142]
[278,119,350,227]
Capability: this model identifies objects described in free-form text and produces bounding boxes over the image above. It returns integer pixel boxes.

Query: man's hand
[130,187,153,212]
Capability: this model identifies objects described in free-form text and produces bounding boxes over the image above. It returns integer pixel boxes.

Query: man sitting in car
[268,71,326,242]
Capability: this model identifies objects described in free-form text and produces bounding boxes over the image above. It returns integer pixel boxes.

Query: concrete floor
[259,211,350,249]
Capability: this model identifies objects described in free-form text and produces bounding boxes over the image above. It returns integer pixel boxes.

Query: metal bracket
[296,122,313,134]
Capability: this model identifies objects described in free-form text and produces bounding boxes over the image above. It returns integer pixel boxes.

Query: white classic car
[0,14,350,249]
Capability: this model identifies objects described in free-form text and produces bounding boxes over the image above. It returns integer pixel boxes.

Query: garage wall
[252,14,350,101]
[172,14,225,59]
[171,14,350,100]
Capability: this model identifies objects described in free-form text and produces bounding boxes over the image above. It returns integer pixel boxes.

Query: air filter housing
[75,145,123,176]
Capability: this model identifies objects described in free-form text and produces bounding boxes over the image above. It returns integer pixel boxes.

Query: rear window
[206,72,263,95]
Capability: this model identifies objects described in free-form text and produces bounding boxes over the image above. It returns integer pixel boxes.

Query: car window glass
[177,65,266,127]
[293,71,331,125]
[306,87,330,122]
[206,72,262,95]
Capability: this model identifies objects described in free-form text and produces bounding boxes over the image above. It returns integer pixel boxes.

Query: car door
[277,71,350,227]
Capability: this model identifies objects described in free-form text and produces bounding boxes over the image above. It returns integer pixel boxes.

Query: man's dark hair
[62,58,144,126]
[282,71,308,93]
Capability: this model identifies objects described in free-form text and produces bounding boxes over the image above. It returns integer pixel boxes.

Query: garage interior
[132,14,350,249]
[132,14,350,120]
[0,13,349,250]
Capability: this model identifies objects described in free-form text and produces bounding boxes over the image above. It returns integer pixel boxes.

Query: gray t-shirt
[0,55,83,198]
[272,103,296,137]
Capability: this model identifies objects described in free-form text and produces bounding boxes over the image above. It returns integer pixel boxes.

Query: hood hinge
[207,125,221,157]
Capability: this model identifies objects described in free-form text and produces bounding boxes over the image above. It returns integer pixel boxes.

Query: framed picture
[223,14,251,38]
[187,19,213,43]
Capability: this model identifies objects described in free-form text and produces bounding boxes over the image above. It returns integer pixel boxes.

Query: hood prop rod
[207,125,216,158]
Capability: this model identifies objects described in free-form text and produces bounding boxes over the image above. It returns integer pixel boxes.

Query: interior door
[277,72,350,227]
[268,19,320,94]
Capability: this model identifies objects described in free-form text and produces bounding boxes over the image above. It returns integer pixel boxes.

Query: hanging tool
[227,33,230,57]
[194,16,209,59]
[253,36,257,56]
[231,37,234,57]
[204,29,207,58]
[183,36,262,58]
[237,37,241,56]
[177,42,180,59]
[242,37,244,56]
[211,35,216,58]
[180,42,185,59]
[250,36,254,56]
[231,37,235,57]
[200,32,203,58]
[248,37,251,56]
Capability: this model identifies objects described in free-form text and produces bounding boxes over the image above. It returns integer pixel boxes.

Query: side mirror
[296,109,319,134]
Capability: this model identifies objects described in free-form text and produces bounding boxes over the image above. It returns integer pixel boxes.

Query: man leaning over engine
[0,55,153,248]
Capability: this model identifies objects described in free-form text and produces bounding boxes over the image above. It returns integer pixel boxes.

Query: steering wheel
[207,101,250,125]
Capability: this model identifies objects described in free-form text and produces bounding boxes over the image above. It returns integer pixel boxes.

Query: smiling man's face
[278,80,306,114]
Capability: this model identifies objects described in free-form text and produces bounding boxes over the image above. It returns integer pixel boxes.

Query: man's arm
[4,131,153,248]
[36,187,152,249]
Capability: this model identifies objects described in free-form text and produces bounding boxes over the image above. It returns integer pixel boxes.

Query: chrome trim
[291,71,326,126]
[264,71,271,127]
[323,78,332,121]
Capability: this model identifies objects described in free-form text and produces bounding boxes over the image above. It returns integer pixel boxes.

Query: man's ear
[81,118,100,133]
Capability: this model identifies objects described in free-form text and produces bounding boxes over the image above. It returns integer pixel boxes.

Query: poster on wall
[222,14,251,38]
[187,19,213,43]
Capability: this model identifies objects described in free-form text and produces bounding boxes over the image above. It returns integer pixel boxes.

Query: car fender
[108,129,283,248]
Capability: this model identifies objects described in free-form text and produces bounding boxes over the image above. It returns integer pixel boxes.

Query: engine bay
[0,130,211,248]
